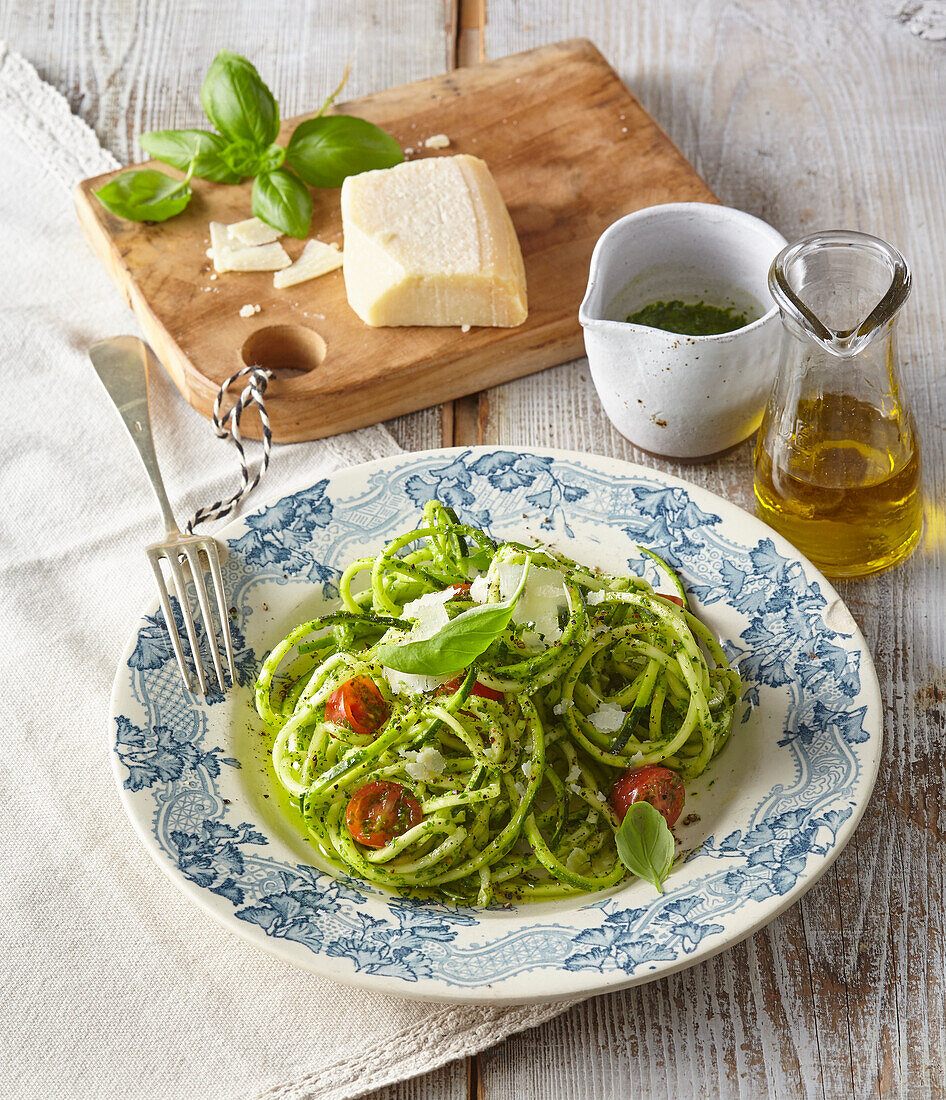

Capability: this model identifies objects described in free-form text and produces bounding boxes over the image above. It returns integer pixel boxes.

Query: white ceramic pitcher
[579,203,787,458]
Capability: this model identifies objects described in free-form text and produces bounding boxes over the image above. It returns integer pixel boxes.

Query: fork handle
[88,336,181,537]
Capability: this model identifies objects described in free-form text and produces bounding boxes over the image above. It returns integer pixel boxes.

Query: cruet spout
[768,230,912,357]
[753,231,922,578]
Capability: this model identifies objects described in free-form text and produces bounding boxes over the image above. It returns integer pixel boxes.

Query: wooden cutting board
[75,38,716,442]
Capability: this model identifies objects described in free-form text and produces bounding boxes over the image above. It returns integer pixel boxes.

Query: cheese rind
[340,154,528,328]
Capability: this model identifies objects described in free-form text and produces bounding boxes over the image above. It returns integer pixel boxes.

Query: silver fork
[89,336,236,695]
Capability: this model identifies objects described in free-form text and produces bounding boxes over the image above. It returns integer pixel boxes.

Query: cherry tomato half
[658,593,685,607]
[345,780,423,848]
[325,676,389,737]
[610,765,685,827]
[439,674,504,702]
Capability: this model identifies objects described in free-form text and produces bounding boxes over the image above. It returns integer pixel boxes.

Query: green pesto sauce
[626,299,750,336]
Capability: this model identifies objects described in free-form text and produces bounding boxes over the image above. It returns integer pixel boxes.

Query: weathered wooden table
[6,1,942,1095]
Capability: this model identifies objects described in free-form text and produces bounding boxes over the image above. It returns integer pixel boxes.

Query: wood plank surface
[3,2,944,1099]
[467,3,946,1099]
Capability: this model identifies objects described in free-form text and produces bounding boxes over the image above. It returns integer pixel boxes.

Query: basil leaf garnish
[286,115,403,188]
[94,169,192,223]
[200,50,279,148]
[139,129,241,184]
[251,169,312,238]
[377,561,530,676]
[615,801,674,893]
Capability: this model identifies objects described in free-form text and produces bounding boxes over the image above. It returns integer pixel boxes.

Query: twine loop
[186,366,273,534]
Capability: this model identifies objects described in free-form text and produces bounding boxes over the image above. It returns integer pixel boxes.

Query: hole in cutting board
[241,325,327,378]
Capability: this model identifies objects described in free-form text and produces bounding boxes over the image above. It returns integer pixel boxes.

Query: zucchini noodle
[254,499,742,904]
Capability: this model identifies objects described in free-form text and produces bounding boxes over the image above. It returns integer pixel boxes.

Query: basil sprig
[377,562,531,676]
[615,802,675,893]
[95,50,403,236]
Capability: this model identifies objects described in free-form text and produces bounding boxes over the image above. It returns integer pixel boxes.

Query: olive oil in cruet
[754,231,922,578]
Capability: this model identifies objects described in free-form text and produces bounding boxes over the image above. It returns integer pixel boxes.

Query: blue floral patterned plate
[109,447,881,1004]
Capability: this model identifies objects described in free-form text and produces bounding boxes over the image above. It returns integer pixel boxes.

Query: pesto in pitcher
[626,299,750,335]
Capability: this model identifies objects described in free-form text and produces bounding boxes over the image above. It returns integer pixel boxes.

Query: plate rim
[108,444,883,1003]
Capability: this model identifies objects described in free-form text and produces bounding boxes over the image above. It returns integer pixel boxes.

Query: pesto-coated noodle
[255,500,742,904]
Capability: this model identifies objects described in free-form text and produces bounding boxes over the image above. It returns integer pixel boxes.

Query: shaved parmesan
[221,242,291,272]
[382,667,450,696]
[586,702,626,734]
[496,563,569,644]
[400,587,454,640]
[403,746,446,782]
[208,221,291,273]
[228,216,282,247]
[273,239,343,290]
[469,574,489,603]
[565,847,591,873]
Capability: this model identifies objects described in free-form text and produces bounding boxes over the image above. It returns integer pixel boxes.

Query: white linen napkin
[0,44,573,1100]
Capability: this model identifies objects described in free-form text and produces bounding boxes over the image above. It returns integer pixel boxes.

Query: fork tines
[146,535,236,695]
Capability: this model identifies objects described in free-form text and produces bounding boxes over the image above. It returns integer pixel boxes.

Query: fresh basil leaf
[615,801,674,893]
[218,139,266,178]
[94,169,192,223]
[220,140,284,177]
[252,169,312,238]
[376,561,530,675]
[139,129,241,183]
[258,142,286,173]
[200,49,279,148]
[286,115,403,188]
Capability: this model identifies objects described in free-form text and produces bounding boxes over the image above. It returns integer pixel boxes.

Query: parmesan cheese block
[340,154,528,328]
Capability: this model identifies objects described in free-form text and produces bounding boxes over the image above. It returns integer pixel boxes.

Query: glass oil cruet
[754,230,922,578]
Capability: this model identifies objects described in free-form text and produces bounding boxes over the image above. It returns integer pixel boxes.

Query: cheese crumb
[585,590,607,605]
[424,133,451,149]
[461,324,471,333]
[238,304,261,318]
[586,702,626,734]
